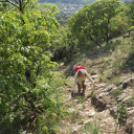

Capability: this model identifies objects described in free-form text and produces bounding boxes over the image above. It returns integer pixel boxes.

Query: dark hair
[77,70,83,77]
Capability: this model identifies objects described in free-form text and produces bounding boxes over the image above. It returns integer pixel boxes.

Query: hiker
[72,65,97,95]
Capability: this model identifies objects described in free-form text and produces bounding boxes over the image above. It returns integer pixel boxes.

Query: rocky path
[59,74,134,134]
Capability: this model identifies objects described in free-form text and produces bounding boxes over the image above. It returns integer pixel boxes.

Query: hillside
[39,0,93,4]
[39,0,131,4]
[58,32,134,134]
[1,0,134,134]
[39,0,131,15]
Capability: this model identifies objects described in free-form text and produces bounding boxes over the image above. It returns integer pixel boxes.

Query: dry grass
[65,35,134,89]
[59,35,134,134]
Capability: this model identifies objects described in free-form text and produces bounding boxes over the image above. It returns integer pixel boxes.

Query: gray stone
[116,93,126,102]
[109,87,117,93]
[110,106,117,115]
[127,107,134,115]
[121,77,134,89]
[102,86,114,92]
[120,80,124,85]
[107,86,113,92]
[122,81,128,89]
[98,92,109,98]
[123,89,133,93]
[125,116,134,133]
[91,95,108,112]
[123,96,131,103]
[127,107,134,111]
[72,131,78,134]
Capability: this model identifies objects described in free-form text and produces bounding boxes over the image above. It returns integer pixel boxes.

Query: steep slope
[57,34,134,133]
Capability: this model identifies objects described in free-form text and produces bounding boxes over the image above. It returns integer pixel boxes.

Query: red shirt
[74,66,85,73]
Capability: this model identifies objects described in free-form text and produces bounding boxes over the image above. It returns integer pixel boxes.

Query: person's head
[77,70,83,77]
[78,70,85,77]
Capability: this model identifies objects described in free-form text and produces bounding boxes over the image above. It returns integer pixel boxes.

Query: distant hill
[39,0,131,4]
[39,0,131,15]
[39,0,94,4]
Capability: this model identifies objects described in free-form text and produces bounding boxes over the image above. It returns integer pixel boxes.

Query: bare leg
[82,81,86,94]
[77,83,81,93]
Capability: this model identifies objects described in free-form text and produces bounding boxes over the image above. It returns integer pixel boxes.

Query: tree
[0,0,31,12]
[68,0,125,47]
[0,1,65,133]
[127,0,134,28]
[50,26,78,64]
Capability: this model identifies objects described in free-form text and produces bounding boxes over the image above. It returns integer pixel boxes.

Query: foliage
[111,76,121,86]
[127,0,134,26]
[0,1,66,133]
[114,103,127,134]
[122,52,134,71]
[55,11,72,23]
[83,120,102,134]
[114,103,128,120]
[90,87,96,99]
[111,89,123,98]
[68,0,128,47]
[126,94,134,107]
[50,26,78,64]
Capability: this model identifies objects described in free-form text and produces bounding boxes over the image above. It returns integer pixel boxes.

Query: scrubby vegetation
[0,1,67,133]
[1,0,134,133]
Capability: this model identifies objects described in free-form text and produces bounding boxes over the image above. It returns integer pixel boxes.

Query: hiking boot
[71,92,74,97]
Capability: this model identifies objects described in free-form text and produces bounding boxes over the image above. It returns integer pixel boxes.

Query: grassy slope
[65,32,134,86]
[57,32,134,134]
[44,32,134,134]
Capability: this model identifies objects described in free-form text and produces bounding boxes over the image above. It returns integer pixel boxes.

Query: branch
[0,38,4,42]
[22,0,29,9]
[0,0,19,8]
[89,35,101,47]
[22,88,43,114]
[0,90,5,94]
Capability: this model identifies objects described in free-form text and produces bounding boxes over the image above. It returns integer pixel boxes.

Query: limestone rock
[127,107,134,115]
[91,94,109,112]
[122,80,128,89]
[110,106,117,115]
[125,114,134,134]
[116,93,126,102]
[72,131,78,134]
[121,77,134,89]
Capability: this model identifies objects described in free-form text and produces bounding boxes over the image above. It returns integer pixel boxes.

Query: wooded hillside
[39,0,92,4]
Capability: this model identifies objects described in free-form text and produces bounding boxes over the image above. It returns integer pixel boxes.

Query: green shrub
[83,120,102,134]
[111,89,122,98]
[126,94,134,107]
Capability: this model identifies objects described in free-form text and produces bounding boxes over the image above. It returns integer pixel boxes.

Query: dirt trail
[57,59,134,134]
[60,75,117,134]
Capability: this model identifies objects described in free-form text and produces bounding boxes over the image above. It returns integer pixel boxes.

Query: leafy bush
[68,0,127,47]
[50,26,78,64]
[114,103,128,134]
[0,1,67,133]
[114,103,128,120]
[126,94,134,107]
[122,52,134,71]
